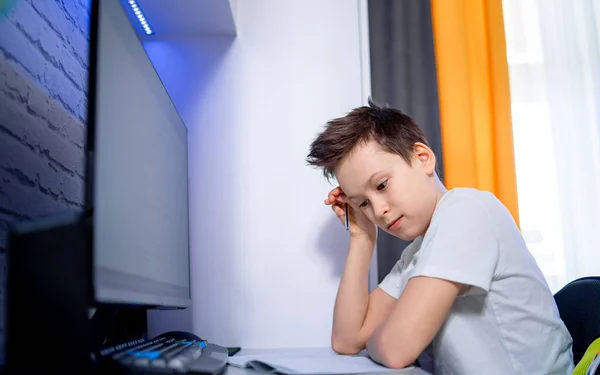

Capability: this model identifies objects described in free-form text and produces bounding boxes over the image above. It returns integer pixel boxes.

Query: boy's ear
[413,142,436,175]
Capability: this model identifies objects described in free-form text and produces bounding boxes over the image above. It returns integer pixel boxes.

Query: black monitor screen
[87,0,190,308]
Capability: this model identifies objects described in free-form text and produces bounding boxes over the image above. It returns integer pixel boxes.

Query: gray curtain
[368,0,444,282]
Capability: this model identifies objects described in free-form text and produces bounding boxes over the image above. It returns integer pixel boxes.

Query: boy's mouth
[387,216,403,230]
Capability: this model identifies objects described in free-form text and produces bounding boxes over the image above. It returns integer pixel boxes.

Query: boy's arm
[331,236,396,354]
[365,195,501,368]
[366,276,463,368]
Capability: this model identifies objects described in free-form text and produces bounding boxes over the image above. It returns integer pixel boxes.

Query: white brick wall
[0,0,90,363]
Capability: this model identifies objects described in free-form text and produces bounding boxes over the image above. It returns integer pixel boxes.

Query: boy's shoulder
[431,187,516,231]
[435,187,500,217]
[431,187,517,237]
[441,187,497,203]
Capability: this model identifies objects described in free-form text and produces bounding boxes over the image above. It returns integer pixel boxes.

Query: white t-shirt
[378,188,574,375]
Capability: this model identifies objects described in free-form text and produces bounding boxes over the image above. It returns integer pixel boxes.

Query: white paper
[227,348,401,374]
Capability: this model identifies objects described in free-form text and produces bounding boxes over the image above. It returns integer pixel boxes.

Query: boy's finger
[331,204,344,217]
[329,190,339,200]
[325,197,338,205]
[328,187,343,200]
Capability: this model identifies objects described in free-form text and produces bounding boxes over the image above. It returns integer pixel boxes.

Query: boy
[306,100,573,374]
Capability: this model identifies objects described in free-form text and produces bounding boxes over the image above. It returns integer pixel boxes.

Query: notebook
[227,347,405,374]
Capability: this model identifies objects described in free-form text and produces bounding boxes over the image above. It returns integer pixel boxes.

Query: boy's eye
[377,180,388,190]
[360,200,369,208]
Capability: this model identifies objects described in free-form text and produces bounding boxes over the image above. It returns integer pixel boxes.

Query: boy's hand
[325,187,377,243]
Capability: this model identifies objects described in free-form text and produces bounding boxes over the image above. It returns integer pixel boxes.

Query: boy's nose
[372,199,390,219]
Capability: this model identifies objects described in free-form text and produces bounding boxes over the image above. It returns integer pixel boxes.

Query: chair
[554,276,600,365]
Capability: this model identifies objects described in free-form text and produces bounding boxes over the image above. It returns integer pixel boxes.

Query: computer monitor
[87,0,191,308]
[5,0,191,371]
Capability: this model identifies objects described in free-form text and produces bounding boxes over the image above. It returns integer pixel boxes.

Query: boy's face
[335,140,441,241]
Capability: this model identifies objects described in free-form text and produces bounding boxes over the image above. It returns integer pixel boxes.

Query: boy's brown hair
[306,99,430,181]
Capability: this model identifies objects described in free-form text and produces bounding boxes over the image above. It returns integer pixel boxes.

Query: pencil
[345,203,349,231]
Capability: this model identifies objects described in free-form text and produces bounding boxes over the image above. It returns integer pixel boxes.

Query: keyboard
[92,334,229,374]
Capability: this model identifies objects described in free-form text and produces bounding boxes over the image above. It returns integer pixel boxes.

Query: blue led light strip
[127,0,153,35]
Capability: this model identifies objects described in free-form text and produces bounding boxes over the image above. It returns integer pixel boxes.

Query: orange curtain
[430,0,520,227]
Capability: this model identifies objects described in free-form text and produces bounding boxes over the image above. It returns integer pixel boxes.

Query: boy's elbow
[331,341,360,355]
[370,330,418,369]
[331,333,363,355]
[377,350,414,369]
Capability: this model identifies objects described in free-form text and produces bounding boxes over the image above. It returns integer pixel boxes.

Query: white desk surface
[224,365,431,375]
[223,348,432,375]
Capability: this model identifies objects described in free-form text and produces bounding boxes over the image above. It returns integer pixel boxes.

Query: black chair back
[554,276,600,365]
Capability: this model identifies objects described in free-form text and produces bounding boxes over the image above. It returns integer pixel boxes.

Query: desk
[224,365,431,375]
[222,348,432,375]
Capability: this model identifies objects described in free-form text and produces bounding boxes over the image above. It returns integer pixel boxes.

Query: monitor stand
[89,304,149,349]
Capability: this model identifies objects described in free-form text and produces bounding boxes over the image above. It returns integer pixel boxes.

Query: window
[503,0,600,293]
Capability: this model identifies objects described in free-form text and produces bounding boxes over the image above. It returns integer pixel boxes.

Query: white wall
[144,0,370,349]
